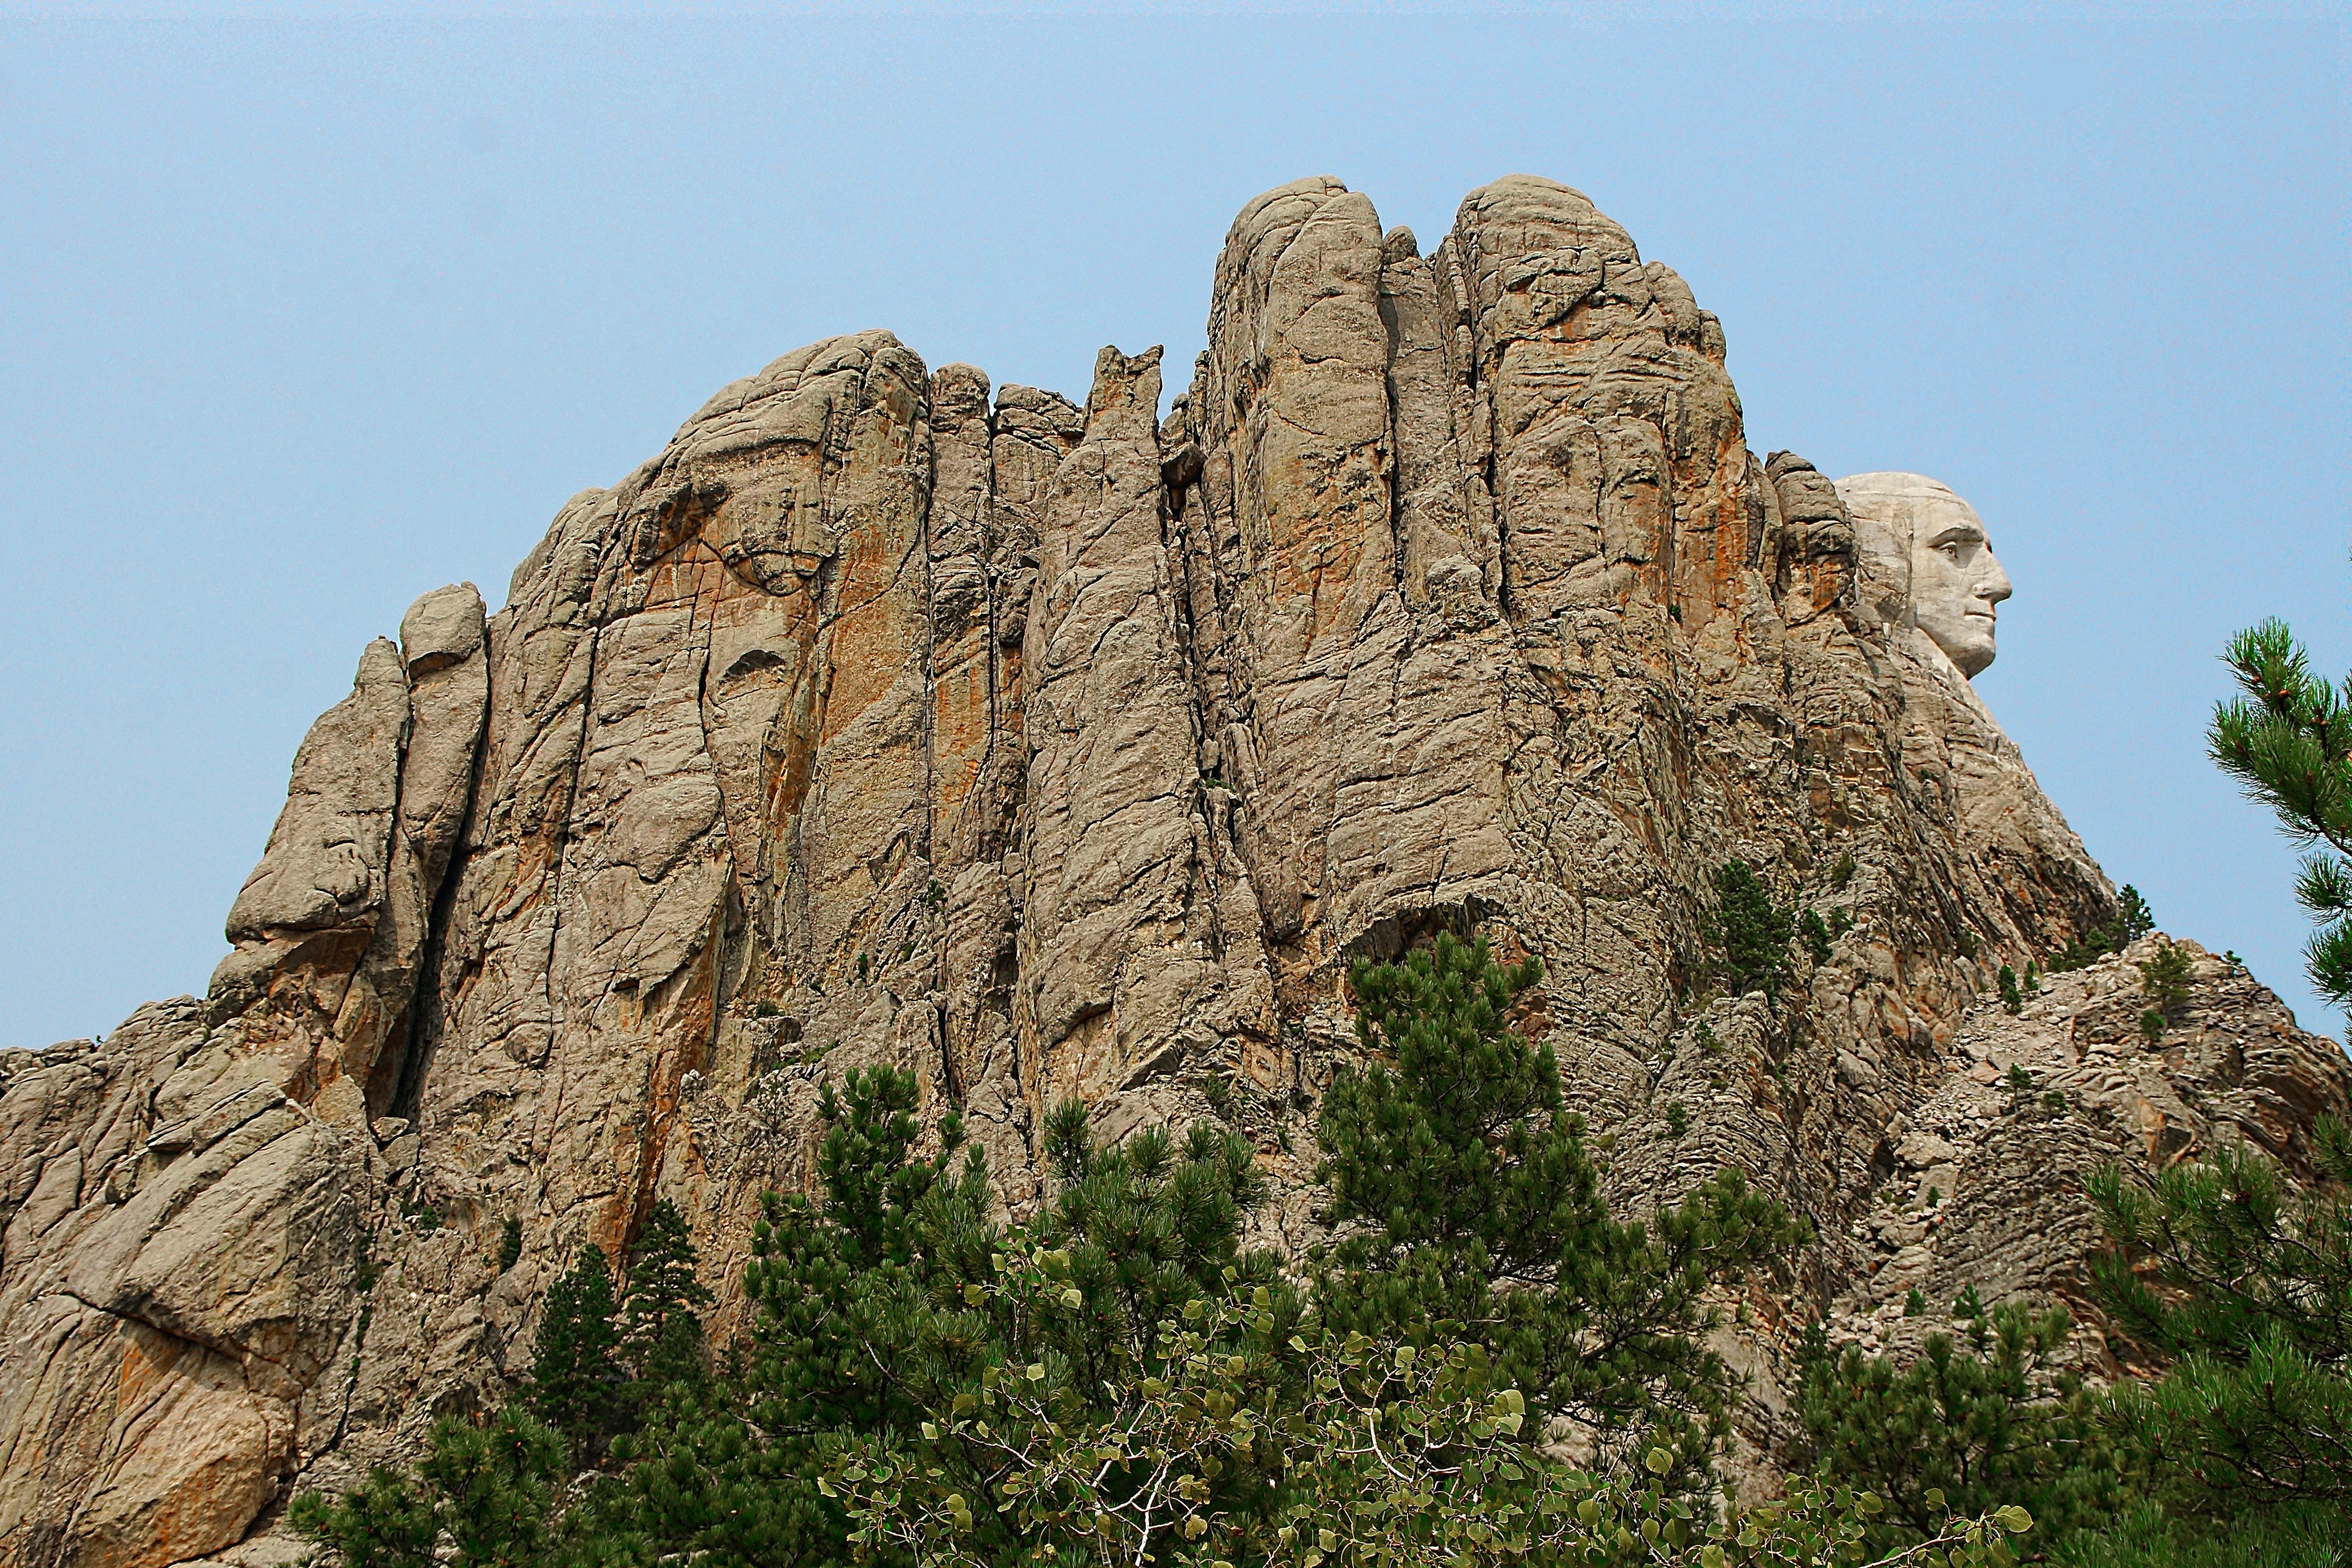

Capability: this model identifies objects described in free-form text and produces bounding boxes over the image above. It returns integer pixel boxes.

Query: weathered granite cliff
[6,175,2347,1568]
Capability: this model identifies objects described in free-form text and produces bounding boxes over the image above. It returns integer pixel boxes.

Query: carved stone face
[1834,473,2013,679]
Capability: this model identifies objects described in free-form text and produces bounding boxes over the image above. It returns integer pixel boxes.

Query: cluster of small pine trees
[294,933,2048,1568]
[1792,1112,2351,1566]
[1782,610,2352,1566]
[293,771,2352,1568]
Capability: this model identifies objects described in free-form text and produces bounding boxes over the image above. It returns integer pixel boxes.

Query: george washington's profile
[1835,471,2013,679]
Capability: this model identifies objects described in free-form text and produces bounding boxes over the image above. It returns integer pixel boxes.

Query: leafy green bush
[838,1272,2036,1568]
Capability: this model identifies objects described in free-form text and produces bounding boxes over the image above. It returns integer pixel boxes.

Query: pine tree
[2049,884,2159,975]
[497,1215,523,1273]
[620,1198,714,1395]
[2139,940,2194,1020]
[2087,1116,2352,1520]
[581,1069,985,1568]
[602,1064,1294,1568]
[418,1409,572,1568]
[1315,931,1804,1488]
[741,1065,986,1441]
[2056,1502,2350,1567]
[1797,1300,2124,1548]
[1801,907,1834,965]
[289,1467,437,1568]
[1028,1102,1290,1404]
[528,1246,622,1462]
[292,1408,570,1568]
[1707,860,1797,1000]
[2118,884,2157,943]
[2209,617,2352,1015]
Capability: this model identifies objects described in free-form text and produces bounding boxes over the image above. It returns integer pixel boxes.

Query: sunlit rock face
[7,176,2350,1567]
[1837,472,2013,679]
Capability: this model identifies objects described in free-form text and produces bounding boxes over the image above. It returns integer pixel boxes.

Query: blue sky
[1,10,2344,1047]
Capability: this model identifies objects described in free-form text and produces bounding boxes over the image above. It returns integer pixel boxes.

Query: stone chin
[1833,470,2013,680]
[1925,603,1999,679]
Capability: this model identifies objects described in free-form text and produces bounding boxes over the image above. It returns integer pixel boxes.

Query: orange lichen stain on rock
[110,1324,184,1410]
[817,521,918,745]
[930,657,993,827]
[1692,460,1753,621]
[133,1438,268,1568]
[768,667,828,826]
[84,1329,283,1568]
[1259,442,1390,654]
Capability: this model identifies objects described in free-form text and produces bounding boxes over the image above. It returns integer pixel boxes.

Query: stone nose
[1978,550,2013,605]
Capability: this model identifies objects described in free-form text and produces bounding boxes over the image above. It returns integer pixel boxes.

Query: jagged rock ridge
[5,174,2348,1568]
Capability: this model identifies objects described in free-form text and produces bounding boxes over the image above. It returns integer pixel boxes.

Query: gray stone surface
[0,1004,366,1568]
[220,639,408,945]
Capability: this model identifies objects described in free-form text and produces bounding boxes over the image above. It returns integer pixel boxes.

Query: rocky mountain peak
[5,174,2345,1568]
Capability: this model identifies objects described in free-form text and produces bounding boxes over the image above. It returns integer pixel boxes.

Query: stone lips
[6,174,2349,1567]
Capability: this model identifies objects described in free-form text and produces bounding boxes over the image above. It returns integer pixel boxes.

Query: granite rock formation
[6,174,2349,1568]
